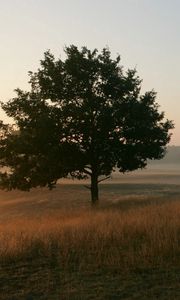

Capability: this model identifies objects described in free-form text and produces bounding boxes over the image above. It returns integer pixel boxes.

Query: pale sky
[0,0,179,144]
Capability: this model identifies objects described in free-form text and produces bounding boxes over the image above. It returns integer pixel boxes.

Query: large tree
[0,46,173,204]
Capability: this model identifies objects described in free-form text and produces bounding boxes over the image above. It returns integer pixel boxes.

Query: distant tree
[0,46,174,205]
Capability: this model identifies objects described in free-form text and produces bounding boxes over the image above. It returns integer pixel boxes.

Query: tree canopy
[0,46,174,204]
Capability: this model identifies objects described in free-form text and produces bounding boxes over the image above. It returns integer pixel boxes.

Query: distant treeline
[150,146,180,165]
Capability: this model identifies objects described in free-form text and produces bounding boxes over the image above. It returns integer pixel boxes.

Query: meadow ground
[0,168,180,299]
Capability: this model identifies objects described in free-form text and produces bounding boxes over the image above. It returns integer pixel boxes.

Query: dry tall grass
[0,200,179,271]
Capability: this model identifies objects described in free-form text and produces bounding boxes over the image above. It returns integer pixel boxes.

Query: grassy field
[0,171,180,299]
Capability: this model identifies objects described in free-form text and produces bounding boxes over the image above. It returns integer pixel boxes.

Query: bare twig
[98,176,111,184]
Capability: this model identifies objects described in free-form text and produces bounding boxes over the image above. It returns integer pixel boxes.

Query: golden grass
[0,200,179,271]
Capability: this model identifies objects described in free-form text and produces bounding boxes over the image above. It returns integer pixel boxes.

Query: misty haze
[0,0,180,299]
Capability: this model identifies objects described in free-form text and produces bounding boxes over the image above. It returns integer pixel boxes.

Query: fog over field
[0,146,179,221]
[148,146,180,166]
[59,146,180,186]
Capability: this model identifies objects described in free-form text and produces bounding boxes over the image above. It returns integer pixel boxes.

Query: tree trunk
[90,172,99,206]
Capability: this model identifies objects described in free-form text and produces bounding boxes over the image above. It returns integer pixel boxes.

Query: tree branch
[98,176,111,184]
[83,184,91,190]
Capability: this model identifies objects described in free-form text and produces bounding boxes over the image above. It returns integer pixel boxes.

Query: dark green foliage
[0,46,174,203]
